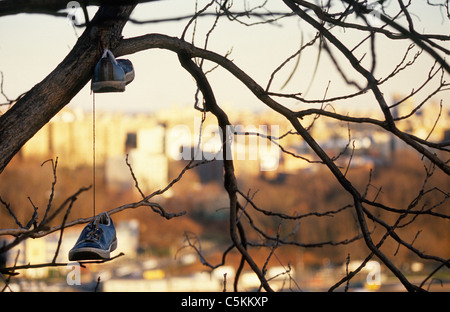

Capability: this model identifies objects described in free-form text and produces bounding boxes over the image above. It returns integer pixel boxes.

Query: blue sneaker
[69,212,117,261]
[91,49,126,93]
[117,59,135,85]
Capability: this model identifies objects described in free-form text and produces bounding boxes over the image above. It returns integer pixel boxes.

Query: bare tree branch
[1,0,448,292]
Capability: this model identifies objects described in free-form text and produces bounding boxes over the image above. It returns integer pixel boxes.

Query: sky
[0,0,448,116]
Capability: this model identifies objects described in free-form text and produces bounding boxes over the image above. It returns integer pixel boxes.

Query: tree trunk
[0,5,135,173]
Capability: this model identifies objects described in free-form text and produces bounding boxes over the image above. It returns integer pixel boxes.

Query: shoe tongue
[100,49,118,65]
[91,213,105,226]
[97,213,109,225]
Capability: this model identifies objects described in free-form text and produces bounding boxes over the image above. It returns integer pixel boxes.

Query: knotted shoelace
[83,218,103,242]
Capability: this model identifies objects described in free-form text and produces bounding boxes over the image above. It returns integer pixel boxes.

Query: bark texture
[0,5,135,173]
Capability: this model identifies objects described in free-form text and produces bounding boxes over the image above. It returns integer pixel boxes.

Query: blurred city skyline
[18,96,449,194]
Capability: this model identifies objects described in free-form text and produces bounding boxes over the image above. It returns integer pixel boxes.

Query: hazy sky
[0,0,448,115]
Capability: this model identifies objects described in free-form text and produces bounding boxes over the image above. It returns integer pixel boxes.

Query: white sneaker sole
[68,239,117,261]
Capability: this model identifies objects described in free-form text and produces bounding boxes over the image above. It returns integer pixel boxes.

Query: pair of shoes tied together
[91,49,135,93]
[69,212,117,261]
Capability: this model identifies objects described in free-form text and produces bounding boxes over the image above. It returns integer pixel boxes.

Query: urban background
[1,95,449,291]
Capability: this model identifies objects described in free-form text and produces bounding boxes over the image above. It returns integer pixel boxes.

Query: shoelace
[84,218,103,242]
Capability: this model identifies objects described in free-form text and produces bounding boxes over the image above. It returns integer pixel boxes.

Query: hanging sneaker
[91,49,126,93]
[117,59,135,85]
[69,212,118,261]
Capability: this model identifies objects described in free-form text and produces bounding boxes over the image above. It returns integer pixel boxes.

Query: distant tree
[0,0,449,292]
